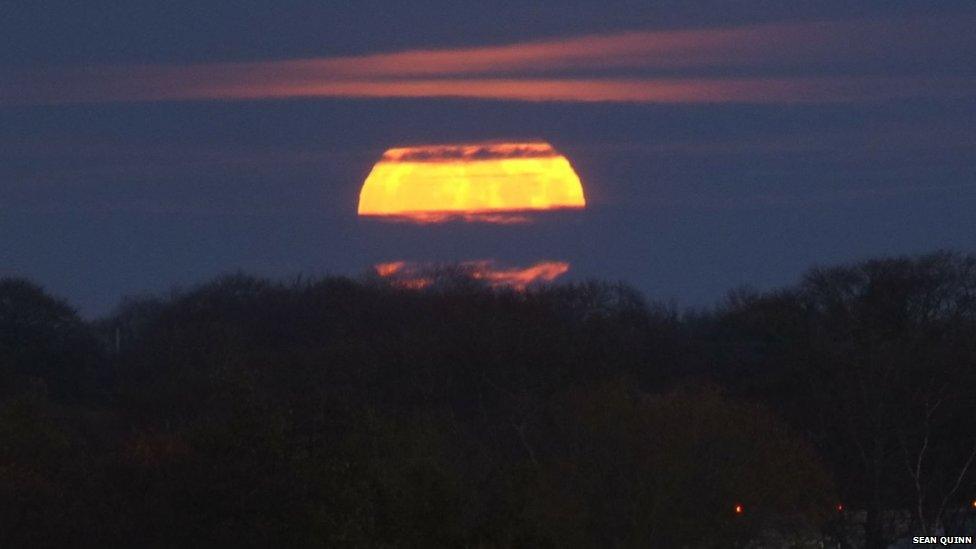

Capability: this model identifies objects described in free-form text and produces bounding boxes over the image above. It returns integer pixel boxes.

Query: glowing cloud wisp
[374,260,570,290]
[358,141,585,223]
[3,17,972,106]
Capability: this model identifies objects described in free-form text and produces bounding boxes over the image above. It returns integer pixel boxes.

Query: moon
[358,141,585,223]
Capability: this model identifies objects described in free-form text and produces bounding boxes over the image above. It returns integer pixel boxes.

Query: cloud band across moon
[2,17,972,106]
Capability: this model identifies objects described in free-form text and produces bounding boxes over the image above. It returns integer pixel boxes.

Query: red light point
[836,503,844,512]
[734,504,744,515]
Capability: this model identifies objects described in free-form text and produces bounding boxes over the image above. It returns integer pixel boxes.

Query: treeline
[1,251,975,547]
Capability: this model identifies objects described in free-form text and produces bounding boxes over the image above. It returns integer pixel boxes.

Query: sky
[2,2,975,317]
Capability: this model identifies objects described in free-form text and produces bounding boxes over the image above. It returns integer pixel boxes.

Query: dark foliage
[0,252,973,547]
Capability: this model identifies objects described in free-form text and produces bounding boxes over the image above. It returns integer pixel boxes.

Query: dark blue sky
[2,2,975,317]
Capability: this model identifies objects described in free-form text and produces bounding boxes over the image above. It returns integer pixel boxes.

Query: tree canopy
[0,252,974,547]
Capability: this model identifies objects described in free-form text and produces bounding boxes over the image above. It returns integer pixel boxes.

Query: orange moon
[358,141,585,223]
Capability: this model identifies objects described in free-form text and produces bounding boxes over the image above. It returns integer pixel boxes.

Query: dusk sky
[2,2,975,317]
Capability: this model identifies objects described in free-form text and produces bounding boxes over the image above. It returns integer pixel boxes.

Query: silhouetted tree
[3,252,974,546]
[713,251,976,547]
[0,278,102,400]
[526,380,835,547]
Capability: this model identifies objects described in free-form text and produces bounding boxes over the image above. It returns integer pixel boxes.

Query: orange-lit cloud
[374,261,408,277]
[2,17,971,106]
[358,141,584,223]
[374,260,570,290]
[463,260,570,290]
[373,261,434,289]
